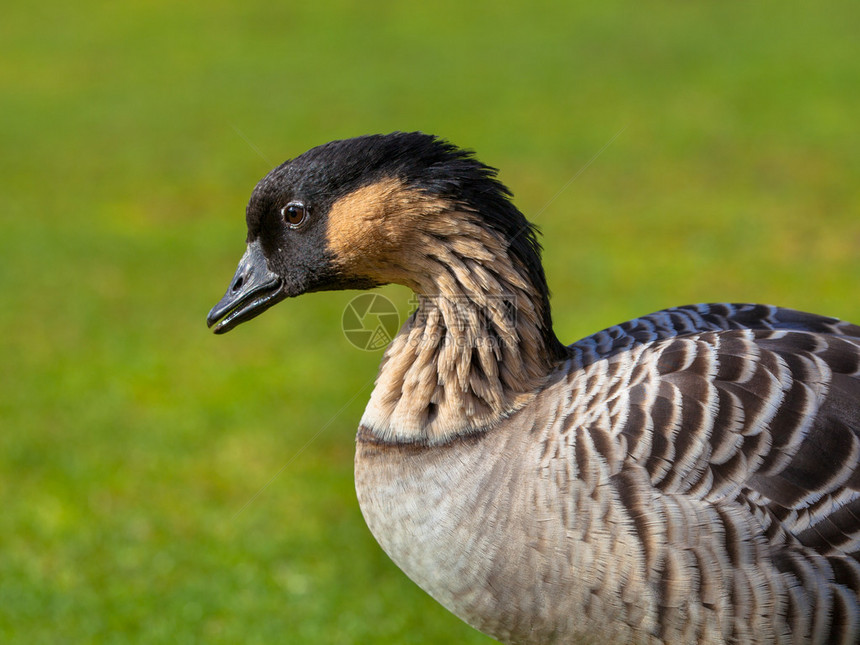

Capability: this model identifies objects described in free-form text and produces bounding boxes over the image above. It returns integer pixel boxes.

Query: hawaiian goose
[207,132,860,644]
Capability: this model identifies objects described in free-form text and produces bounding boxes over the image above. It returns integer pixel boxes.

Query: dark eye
[281,201,308,228]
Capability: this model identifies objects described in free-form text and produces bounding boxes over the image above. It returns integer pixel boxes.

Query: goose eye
[281,202,308,228]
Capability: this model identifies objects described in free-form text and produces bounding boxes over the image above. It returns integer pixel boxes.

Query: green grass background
[1,1,858,643]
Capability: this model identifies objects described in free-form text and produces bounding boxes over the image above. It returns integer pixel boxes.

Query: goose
[206,132,860,644]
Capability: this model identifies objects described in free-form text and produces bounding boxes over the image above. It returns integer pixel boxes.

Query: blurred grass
[1,1,858,643]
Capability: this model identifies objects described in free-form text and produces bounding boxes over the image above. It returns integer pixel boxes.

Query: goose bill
[207,241,286,334]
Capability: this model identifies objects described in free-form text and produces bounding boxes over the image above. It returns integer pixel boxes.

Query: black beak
[207,240,286,334]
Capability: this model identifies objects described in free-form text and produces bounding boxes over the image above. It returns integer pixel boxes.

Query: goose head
[207,132,561,359]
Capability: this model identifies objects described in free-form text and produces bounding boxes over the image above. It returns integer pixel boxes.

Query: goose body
[208,133,860,644]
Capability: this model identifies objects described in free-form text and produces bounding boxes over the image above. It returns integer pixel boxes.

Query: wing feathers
[564,303,860,639]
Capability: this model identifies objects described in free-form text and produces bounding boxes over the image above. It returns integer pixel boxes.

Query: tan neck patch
[324,177,454,290]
